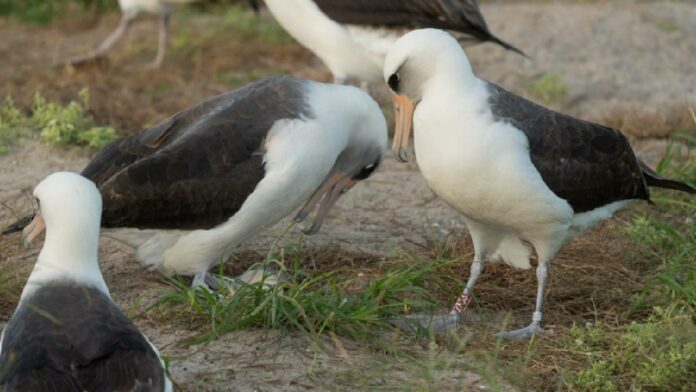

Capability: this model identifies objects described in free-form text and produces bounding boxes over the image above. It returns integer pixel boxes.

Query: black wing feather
[486,82,651,213]
[82,76,310,230]
[0,283,165,392]
[312,0,524,54]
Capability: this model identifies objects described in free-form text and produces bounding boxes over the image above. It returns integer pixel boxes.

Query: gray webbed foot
[495,322,554,341]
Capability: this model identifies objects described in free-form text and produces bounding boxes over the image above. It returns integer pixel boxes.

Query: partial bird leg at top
[62,13,135,65]
[148,11,171,68]
[496,261,555,340]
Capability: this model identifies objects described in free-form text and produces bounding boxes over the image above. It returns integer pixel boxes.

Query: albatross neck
[22,221,108,301]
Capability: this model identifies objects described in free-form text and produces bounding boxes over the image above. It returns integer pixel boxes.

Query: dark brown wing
[0,283,165,392]
[486,82,651,213]
[81,76,310,230]
[312,0,524,54]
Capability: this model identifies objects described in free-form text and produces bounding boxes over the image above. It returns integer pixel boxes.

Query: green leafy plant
[0,97,28,154]
[0,90,118,154]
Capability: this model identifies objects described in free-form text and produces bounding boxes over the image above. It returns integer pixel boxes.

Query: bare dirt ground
[0,1,695,390]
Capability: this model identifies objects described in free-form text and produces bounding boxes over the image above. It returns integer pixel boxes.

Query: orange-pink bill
[22,213,45,249]
[392,94,415,163]
[294,172,355,235]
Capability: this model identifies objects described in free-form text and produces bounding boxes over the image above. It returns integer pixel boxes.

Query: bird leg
[62,13,134,65]
[191,271,210,290]
[391,255,485,334]
[451,256,485,316]
[148,12,170,69]
[496,262,555,340]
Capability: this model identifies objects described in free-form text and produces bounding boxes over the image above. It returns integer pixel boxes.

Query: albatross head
[295,86,388,234]
[23,172,102,262]
[384,29,475,162]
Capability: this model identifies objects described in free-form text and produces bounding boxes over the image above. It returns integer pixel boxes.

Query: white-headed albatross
[0,172,172,391]
[63,0,200,68]
[383,29,696,339]
[260,0,524,85]
[6,76,387,289]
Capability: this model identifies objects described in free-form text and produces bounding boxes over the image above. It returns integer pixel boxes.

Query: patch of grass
[0,97,28,154]
[0,89,118,153]
[32,89,118,149]
[219,6,293,46]
[566,308,696,391]
[0,0,111,25]
[529,73,567,105]
[153,249,455,347]
[656,19,679,33]
[171,5,292,56]
[563,132,696,391]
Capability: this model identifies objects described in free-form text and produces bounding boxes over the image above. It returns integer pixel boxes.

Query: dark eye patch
[354,160,380,180]
[388,73,400,92]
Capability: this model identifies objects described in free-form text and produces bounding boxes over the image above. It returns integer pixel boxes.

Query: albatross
[0,172,172,391]
[5,76,387,289]
[260,0,524,85]
[383,29,696,339]
[63,0,199,68]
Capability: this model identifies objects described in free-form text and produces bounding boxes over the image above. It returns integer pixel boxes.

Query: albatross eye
[354,162,379,180]
[388,73,400,92]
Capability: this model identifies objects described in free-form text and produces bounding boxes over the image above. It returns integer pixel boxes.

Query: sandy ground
[1,1,695,390]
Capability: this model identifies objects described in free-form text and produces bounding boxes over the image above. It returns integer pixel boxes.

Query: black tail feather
[2,215,34,236]
[487,34,530,60]
[640,161,696,195]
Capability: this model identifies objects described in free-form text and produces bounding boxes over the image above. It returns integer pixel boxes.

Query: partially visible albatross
[260,0,525,85]
[0,172,172,392]
[6,76,387,289]
[383,29,696,339]
[62,0,199,68]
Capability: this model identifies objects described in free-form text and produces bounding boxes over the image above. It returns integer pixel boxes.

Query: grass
[153,246,457,348]
[0,89,117,154]
[0,0,113,25]
[171,5,293,58]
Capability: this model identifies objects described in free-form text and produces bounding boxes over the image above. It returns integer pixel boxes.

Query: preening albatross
[383,29,696,339]
[261,0,524,84]
[6,76,387,289]
[63,0,199,68]
[0,172,172,392]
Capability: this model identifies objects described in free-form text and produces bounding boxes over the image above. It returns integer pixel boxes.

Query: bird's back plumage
[0,283,165,392]
[486,82,652,213]
[82,76,310,230]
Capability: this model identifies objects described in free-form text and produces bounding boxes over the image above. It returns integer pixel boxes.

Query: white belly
[413,100,574,240]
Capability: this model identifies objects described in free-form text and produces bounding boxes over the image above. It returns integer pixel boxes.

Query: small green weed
[529,73,568,105]
[0,97,28,154]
